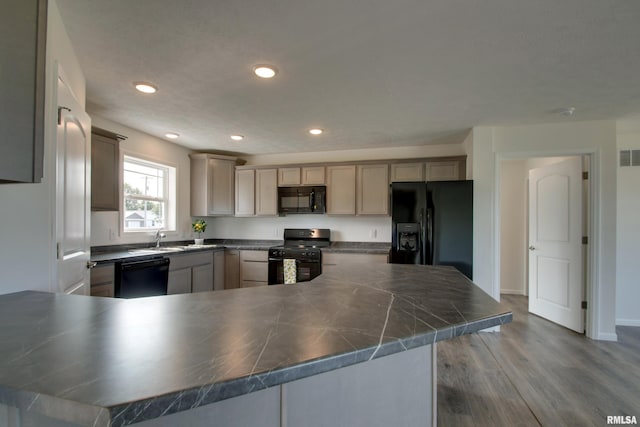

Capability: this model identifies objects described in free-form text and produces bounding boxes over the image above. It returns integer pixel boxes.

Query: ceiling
[55,0,640,156]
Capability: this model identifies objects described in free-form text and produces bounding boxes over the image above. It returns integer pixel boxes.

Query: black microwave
[278,186,326,214]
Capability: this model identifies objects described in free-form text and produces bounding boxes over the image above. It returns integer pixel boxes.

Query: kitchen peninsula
[0,263,511,427]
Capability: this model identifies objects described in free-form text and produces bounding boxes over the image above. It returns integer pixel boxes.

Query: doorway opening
[499,155,590,334]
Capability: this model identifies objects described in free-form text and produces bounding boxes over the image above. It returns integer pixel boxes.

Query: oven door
[268,258,321,285]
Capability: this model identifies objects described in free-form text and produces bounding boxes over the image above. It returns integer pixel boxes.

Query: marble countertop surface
[0,264,511,426]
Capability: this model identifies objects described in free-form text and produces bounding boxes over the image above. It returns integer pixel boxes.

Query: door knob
[87,261,97,269]
[528,246,536,251]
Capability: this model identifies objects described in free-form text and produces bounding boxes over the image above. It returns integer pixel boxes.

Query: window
[123,155,176,232]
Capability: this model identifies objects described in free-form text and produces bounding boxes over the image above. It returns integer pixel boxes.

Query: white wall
[202,215,391,242]
[473,120,618,341]
[615,119,640,326]
[0,0,84,295]
[90,117,194,247]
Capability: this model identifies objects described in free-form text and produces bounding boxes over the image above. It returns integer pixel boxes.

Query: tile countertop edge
[108,310,510,427]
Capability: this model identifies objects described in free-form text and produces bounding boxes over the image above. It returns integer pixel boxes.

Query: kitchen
[1,0,640,426]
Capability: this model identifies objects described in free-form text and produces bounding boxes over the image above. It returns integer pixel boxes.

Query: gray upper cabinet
[0,0,47,183]
[356,164,389,215]
[326,165,356,215]
[390,163,424,182]
[190,153,237,216]
[91,128,122,211]
[425,159,465,181]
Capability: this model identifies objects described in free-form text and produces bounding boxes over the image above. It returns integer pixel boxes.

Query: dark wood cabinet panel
[91,128,122,211]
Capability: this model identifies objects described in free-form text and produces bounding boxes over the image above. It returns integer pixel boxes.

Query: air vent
[620,150,640,167]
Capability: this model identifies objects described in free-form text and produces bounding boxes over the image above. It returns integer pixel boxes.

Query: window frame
[120,152,177,233]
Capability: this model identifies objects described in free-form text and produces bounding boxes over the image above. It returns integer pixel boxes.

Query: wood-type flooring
[437,294,640,426]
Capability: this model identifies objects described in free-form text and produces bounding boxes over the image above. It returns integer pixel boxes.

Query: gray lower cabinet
[213,250,225,291]
[90,264,115,297]
[167,251,214,294]
[224,250,240,289]
[239,250,268,287]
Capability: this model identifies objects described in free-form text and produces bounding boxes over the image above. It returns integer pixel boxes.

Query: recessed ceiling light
[308,128,323,135]
[134,82,158,94]
[230,135,244,141]
[165,132,179,139]
[253,65,278,79]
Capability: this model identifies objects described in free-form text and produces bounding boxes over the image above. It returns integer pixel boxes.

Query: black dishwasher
[114,257,170,298]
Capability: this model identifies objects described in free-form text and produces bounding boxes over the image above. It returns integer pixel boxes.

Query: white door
[528,157,583,332]
[56,70,91,295]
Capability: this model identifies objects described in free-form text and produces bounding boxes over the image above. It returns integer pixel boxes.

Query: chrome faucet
[155,229,166,247]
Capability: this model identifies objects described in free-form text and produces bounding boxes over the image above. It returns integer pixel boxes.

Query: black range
[268,228,330,285]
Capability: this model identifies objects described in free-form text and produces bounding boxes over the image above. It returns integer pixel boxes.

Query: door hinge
[582,171,589,180]
[581,301,588,309]
[582,236,588,245]
[56,242,61,259]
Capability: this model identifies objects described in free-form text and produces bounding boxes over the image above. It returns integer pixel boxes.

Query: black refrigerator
[390,181,473,279]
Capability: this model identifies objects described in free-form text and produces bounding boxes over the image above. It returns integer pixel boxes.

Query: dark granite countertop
[323,241,391,254]
[90,239,278,264]
[91,239,394,264]
[0,264,511,426]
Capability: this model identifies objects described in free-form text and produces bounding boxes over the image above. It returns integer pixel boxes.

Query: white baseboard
[616,318,640,327]
[594,332,618,342]
[500,289,526,295]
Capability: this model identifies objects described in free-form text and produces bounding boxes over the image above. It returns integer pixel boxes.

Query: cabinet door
[255,169,278,216]
[240,250,268,287]
[224,250,240,289]
[357,164,389,215]
[425,160,462,181]
[278,168,301,186]
[326,166,356,215]
[302,167,325,185]
[235,169,255,216]
[90,264,114,297]
[390,163,423,182]
[213,250,225,291]
[209,159,235,215]
[168,267,192,294]
[91,133,119,211]
[192,262,214,293]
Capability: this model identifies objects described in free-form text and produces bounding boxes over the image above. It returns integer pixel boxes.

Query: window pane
[122,155,175,233]
[124,199,165,229]
[123,159,165,198]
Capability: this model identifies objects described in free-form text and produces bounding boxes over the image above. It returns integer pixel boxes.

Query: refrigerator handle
[419,208,425,264]
[426,207,434,265]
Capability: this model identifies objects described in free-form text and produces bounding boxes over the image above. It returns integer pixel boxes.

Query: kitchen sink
[128,245,219,255]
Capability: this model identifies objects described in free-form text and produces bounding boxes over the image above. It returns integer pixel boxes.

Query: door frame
[496,149,599,339]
